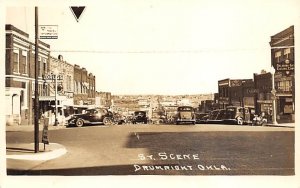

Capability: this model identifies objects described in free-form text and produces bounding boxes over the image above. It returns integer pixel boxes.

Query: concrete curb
[6,143,67,161]
[266,123,295,128]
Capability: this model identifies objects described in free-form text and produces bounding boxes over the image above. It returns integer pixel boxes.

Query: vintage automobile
[206,109,226,124]
[67,108,113,127]
[223,106,255,125]
[195,113,209,124]
[175,106,196,125]
[132,111,149,124]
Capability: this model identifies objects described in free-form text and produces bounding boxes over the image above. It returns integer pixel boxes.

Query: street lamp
[270,66,278,125]
[54,68,59,126]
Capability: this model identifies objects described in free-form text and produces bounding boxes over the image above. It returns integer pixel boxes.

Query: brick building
[270,25,295,123]
[36,55,75,123]
[73,65,96,105]
[253,70,273,121]
[5,24,50,125]
[95,91,112,108]
[229,79,255,108]
[218,78,255,110]
[218,79,230,109]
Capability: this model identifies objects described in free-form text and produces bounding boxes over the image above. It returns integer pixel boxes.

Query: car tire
[103,117,111,126]
[75,119,84,127]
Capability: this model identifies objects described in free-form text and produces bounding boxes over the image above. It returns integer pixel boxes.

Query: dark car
[67,108,112,127]
[132,111,148,124]
[223,106,255,125]
[195,113,209,124]
[175,106,196,125]
[206,109,226,124]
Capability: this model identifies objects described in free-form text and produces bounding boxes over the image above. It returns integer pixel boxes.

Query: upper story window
[284,48,291,59]
[275,51,281,63]
[38,57,47,77]
[20,50,28,75]
[13,48,19,73]
[276,80,292,92]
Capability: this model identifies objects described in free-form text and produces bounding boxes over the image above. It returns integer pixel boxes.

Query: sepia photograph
[1,0,299,187]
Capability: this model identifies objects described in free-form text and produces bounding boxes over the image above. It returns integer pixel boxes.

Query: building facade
[253,70,273,122]
[5,24,51,125]
[229,79,255,108]
[270,25,295,123]
[73,65,96,105]
[95,91,112,108]
[218,79,230,109]
[36,55,75,123]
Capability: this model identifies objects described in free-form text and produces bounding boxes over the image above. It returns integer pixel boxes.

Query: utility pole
[34,7,39,153]
[54,69,58,126]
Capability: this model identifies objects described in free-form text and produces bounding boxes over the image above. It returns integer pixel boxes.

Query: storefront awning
[34,95,67,101]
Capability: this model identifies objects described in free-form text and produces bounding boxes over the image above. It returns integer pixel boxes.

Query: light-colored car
[175,106,196,125]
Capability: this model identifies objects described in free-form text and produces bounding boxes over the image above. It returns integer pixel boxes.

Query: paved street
[6,124,294,175]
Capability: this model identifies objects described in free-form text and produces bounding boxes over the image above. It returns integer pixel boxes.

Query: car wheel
[75,119,84,127]
[237,117,243,125]
[103,117,111,126]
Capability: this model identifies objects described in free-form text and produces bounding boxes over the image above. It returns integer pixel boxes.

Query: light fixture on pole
[53,68,59,126]
[270,66,278,125]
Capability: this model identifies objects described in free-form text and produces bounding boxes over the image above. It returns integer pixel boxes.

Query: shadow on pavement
[7,163,294,176]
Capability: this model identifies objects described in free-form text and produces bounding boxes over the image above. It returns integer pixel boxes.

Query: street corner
[6,143,67,161]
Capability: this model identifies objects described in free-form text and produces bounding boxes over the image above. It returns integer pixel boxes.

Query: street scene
[6,124,294,175]
[3,1,297,185]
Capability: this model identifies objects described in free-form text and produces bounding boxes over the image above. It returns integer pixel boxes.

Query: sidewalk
[6,125,67,162]
[6,142,67,161]
[266,122,295,128]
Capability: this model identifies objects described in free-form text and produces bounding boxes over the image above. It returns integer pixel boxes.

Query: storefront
[276,95,294,123]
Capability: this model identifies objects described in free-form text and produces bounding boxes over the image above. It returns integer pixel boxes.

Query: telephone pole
[34,7,39,153]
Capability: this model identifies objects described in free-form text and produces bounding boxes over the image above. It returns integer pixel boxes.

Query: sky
[4,0,300,95]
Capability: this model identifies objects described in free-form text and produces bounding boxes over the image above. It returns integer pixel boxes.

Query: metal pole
[34,7,39,153]
[54,72,58,126]
[272,70,278,125]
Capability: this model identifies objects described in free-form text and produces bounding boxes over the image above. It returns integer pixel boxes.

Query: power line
[6,46,294,53]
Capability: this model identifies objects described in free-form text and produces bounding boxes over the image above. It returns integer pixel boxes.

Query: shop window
[20,90,24,106]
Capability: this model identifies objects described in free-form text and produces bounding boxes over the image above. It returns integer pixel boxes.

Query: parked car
[195,113,209,124]
[223,106,255,125]
[175,106,196,125]
[132,111,149,124]
[67,108,113,127]
[206,109,226,124]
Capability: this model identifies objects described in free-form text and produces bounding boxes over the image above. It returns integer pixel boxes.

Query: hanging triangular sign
[70,6,86,22]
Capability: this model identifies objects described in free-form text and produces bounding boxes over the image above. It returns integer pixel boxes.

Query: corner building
[5,24,50,125]
[270,25,295,123]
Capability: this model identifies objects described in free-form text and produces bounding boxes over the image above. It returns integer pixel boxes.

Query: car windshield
[134,111,145,116]
[226,108,237,119]
[178,107,193,111]
[85,109,95,114]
